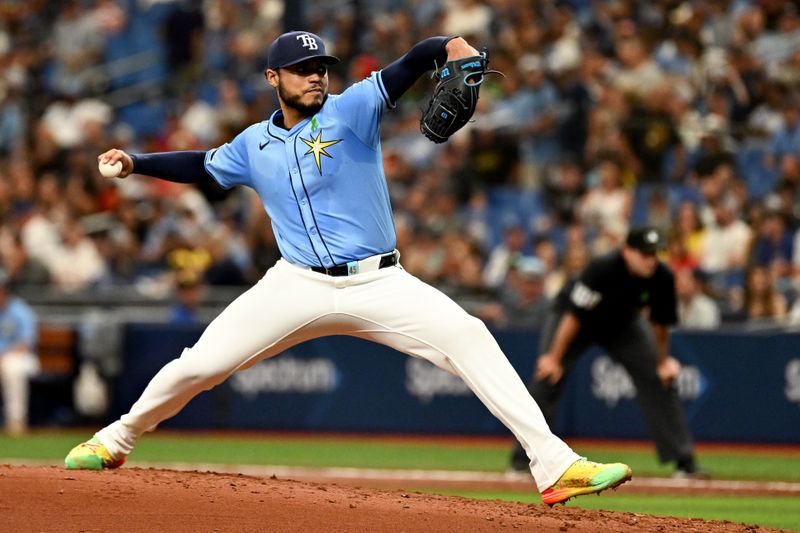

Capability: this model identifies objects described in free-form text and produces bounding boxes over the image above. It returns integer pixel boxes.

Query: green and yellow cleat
[64,437,126,470]
[541,459,632,506]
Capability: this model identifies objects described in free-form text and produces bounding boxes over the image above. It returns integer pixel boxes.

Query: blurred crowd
[1,0,800,328]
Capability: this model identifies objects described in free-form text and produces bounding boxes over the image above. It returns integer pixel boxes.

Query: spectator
[168,271,205,326]
[700,199,752,290]
[583,89,640,176]
[675,268,721,329]
[740,264,788,323]
[460,189,491,250]
[483,222,528,290]
[0,231,50,286]
[441,0,492,42]
[531,236,559,296]
[48,0,107,97]
[746,80,787,146]
[765,178,800,231]
[39,94,113,151]
[461,127,521,188]
[622,84,680,182]
[0,270,38,435]
[749,210,794,284]
[542,159,585,225]
[694,156,736,228]
[494,53,561,184]
[744,3,800,78]
[612,36,665,102]
[18,204,63,269]
[646,189,672,231]
[543,240,589,299]
[46,217,107,292]
[672,201,706,267]
[163,0,205,96]
[479,255,550,330]
[765,94,800,172]
[667,231,699,274]
[578,153,633,237]
[0,84,26,156]
[438,233,485,295]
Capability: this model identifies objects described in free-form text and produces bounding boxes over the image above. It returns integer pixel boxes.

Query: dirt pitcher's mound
[0,465,775,532]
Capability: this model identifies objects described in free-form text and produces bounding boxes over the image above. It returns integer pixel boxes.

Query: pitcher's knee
[426,317,498,361]
[453,315,496,344]
[181,367,228,391]
[173,349,230,390]
[441,314,489,337]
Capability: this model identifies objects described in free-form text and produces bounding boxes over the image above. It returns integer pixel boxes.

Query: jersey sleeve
[330,72,391,148]
[204,124,258,188]
[650,266,679,325]
[565,265,605,319]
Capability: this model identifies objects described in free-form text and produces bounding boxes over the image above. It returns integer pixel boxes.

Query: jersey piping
[291,136,334,266]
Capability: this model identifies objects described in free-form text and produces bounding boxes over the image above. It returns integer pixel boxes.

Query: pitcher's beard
[279,85,327,116]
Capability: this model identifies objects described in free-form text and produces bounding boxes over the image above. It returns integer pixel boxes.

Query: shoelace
[78,441,104,454]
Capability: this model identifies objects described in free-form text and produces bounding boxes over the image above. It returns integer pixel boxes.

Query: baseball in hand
[98,160,123,178]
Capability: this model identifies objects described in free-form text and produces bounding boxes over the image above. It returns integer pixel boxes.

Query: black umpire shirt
[554,250,678,342]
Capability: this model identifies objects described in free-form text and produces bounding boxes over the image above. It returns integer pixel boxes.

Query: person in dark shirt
[509,226,706,478]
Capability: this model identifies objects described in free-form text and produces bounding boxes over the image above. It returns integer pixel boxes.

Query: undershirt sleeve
[380,36,454,104]
[131,151,215,184]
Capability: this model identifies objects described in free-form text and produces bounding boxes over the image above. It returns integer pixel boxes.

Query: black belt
[310,253,398,277]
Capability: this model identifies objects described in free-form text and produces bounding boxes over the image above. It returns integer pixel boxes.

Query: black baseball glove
[420,51,496,143]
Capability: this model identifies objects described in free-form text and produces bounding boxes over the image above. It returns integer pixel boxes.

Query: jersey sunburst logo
[301,131,342,174]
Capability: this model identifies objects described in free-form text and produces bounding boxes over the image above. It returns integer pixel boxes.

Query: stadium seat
[28,325,79,427]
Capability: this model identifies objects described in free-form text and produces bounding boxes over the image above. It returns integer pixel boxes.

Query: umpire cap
[267,31,340,70]
[625,225,665,254]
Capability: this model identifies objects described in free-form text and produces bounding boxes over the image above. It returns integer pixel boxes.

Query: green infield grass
[425,490,800,532]
[4,430,798,481]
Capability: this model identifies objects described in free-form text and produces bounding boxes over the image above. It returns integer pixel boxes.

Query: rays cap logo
[267,31,340,70]
[625,225,665,255]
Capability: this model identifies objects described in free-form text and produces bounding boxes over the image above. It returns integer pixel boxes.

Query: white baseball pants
[1,350,39,429]
[98,259,578,490]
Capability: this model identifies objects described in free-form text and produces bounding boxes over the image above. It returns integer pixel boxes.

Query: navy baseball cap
[267,31,340,70]
[625,226,665,254]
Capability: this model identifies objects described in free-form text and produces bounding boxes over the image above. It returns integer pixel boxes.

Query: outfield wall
[111,325,800,443]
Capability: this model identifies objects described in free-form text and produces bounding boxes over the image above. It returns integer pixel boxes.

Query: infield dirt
[0,465,785,532]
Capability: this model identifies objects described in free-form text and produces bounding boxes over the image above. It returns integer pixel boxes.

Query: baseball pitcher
[66,31,631,505]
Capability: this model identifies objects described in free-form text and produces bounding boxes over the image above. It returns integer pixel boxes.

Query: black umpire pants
[511,311,695,469]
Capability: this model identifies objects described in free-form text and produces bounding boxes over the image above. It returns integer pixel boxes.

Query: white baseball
[99,160,123,178]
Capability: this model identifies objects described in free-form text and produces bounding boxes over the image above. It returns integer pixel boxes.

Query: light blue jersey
[205,71,395,268]
[0,297,37,354]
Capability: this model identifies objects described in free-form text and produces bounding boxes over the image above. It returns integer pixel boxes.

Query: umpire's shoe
[541,459,632,506]
[64,437,126,470]
[673,456,711,480]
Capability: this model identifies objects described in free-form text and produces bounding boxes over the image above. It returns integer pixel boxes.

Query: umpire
[509,226,706,478]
